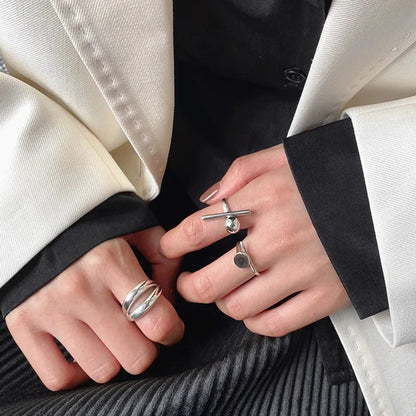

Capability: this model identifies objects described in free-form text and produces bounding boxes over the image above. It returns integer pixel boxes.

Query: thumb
[199,144,287,205]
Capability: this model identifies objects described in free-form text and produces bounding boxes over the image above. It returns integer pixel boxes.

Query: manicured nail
[199,182,220,203]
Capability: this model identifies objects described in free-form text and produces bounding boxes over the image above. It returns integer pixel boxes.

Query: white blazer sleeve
[0,72,135,290]
[343,95,416,347]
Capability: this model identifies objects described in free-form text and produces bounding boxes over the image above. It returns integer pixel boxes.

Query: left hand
[6,226,184,391]
[160,144,351,337]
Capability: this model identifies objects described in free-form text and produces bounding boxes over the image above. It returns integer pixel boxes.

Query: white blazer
[0,0,173,284]
[0,1,415,414]
[289,1,416,415]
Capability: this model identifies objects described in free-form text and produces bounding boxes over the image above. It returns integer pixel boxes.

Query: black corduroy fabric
[0,315,369,415]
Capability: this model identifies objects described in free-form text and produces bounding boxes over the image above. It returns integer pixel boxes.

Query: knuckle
[274,224,310,255]
[85,238,129,269]
[265,313,290,337]
[302,252,330,282]
[220,296,246,320]
[145,314,173,343]
[181,216,205,248]
[99,239,127,263]
[263,176,284,206]
[125,348,157,375]
[58,272,90,301]
[275,228,298,252]
[6,308,30,332]
[90,360,120,384]
[264,170,295,201]
[192,274,217,303]
[43,373,72,392]
[229,156,247,180]
[79,244,108,269]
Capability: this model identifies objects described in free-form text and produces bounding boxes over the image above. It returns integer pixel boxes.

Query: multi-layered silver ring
[122,280,162,321]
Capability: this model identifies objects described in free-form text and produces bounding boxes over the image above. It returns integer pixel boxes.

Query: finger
[107,241,185,346]
[8,327,88,391]
[161,193,257,259]
[243,287,350,337]
[199,144,287,204]
[83,296,159,374]
[177,240,266,304]
[215,244,329,320]
[125,226,181,303]
[53,320,121,384]
[216,266,302,321]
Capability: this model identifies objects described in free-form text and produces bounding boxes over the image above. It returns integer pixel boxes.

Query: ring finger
[177,239,270,304]
[215,265,303,321]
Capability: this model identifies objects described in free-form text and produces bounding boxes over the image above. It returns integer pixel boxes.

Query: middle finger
[82,297,159,375]
[104,244,185,346]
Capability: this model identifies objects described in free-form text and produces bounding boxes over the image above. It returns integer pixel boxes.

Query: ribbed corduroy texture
[0,317,369,415]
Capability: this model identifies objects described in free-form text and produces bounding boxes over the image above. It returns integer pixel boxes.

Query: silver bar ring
[201,198,251,234]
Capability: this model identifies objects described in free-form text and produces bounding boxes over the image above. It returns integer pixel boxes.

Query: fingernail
[199,182,220,203]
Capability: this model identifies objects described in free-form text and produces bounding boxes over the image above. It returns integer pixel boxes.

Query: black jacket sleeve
[282,118,388,319]
[0,192,158,318]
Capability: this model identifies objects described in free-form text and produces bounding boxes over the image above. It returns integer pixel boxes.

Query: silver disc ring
[122,280,162,321]
[233,241,260,275]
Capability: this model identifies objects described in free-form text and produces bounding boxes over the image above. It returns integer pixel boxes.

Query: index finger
[160,194,256,259]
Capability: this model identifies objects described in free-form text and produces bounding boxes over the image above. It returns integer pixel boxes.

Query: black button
[283,67,307,85]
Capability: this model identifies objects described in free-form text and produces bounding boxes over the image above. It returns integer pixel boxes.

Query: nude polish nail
[199,182,220,203]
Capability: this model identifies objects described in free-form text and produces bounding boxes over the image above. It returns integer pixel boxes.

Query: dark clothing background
[170,0,325,198]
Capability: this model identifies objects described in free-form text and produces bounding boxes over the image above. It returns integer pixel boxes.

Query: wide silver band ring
[201,198,251,234]
[233,241,260,276]
[122,280,162,321]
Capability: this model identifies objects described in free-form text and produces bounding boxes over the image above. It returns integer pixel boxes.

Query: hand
[161,144,350,338]
[6,226,184,391]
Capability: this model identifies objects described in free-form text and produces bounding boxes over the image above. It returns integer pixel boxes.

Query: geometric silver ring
[233,241,260,275]
[201,198,251,235]
[122,280,162,321]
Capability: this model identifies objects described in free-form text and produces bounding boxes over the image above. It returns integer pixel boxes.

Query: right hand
[5,226,184,391]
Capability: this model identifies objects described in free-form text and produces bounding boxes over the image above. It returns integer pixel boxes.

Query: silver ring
[201,198,251,234]
[122,280,162,321]
[234,241,260,275]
